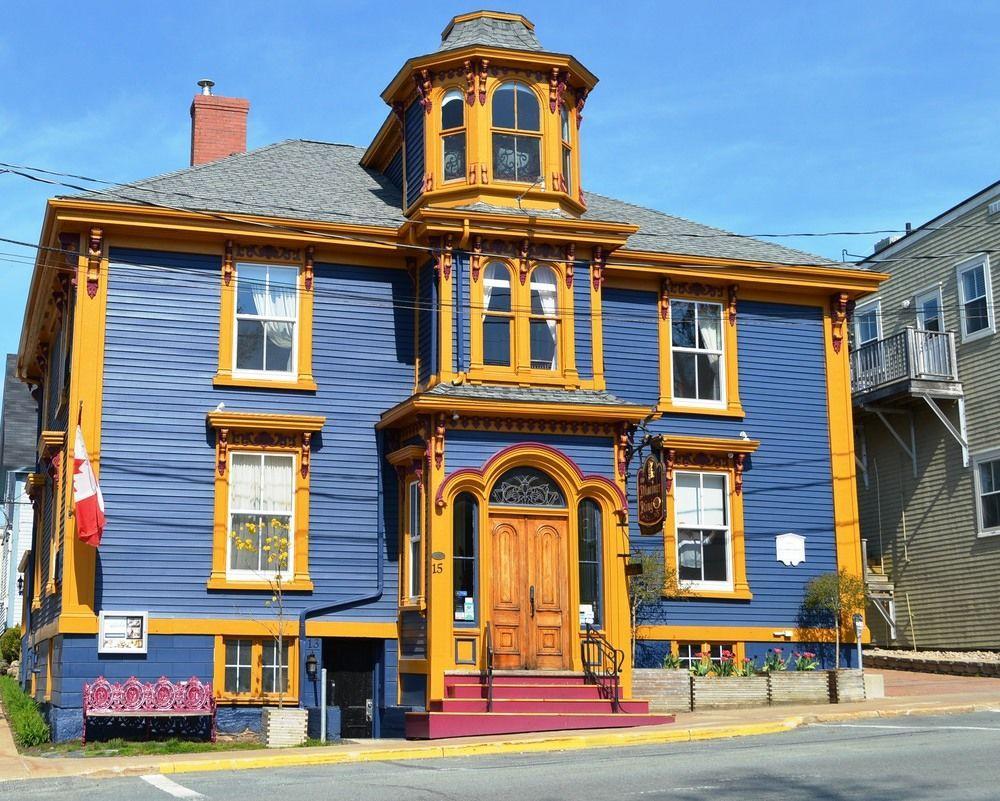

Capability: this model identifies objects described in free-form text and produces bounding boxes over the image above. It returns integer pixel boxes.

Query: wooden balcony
[850,327,962,406]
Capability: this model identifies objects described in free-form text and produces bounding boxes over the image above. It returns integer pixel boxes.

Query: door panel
[325,638,376,739]
[528,521,569,669]
[490,518,526,669]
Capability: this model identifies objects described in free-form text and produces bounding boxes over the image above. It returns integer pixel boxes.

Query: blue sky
[2,0,999,372]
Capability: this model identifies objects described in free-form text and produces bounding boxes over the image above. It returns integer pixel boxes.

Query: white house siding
[1,474,31,631]
[856,191,1000,649]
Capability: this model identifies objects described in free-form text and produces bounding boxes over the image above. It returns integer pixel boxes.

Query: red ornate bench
[82,676,216,744]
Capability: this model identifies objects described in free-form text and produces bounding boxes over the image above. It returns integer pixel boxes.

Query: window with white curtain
[675,471,731,589]
[228,452,295,578]
[671,300,723,404]
[483,262,513,367]
[235,263,298,375]
[407,480,422,599]
[529,265,559,369]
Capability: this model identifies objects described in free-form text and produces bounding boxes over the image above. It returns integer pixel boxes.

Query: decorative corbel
[304,245,315,291]
[564,243,575,288]
[592,246,606,291]
[549,67,559,113]
[464,60,476,105]
[434,413,446,470]
[478,59,489,105]
[664,448,676,494]
[660,277,671,320]
[733,453,746,496]
[223,240,234,286]
[301,432,312,478]
[616,424,629,479]
[471,235,483,283]
[480,164,489,184]
[86,227,103,299]
[217,429,229,476]
[830,292,850,353]
[575,87,589,128]
[728,284,738,326]
[414,69,433,114]
[438,234,453,281]
[519,239,530,285]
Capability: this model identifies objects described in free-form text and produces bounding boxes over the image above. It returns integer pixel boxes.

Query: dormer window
[560,105,572,194]
[492,81,541,184]
[529,265,559,369]
[480,261,561,373]
[441,89,466,183]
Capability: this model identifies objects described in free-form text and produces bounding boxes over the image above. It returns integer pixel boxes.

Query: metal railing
[850,327,958,395]
[481,621,495,712]
[581,623,623,713]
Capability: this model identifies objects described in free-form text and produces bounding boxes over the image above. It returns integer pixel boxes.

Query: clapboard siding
[602,287,659,405]
[385,148,403,190]
[417,260,436,385]
[856,192,1000,648]
[404,99,424,208]
[446,430,615,481]
[98,249,412,622]
[574,263,592,380]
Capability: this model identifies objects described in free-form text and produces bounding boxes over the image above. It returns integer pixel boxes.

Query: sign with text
[98,611,148,654]
[637,453,666,533]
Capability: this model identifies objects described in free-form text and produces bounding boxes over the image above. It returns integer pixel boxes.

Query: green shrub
[0,625,20,663]
[0,675,50,748]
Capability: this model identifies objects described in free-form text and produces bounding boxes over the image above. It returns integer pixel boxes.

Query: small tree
[626,549,683,665]
[802,569,867,669]
[0,625,21,664]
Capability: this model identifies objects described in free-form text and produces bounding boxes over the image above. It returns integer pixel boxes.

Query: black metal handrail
[482,621,495,712]
[581,623,623,713]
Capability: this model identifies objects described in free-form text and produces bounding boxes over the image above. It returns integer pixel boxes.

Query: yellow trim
[656,435,760,454]
[205,411,326,433]
[215,256,316,391]
[304,621,398,638]
[642,624,872,645]
[213,634,300,704]
[206,577,314,592]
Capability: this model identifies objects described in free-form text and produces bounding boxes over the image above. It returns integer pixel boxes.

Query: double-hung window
[491,81,542,184]
[262,640,290,695]
[675,471,731,590]
[853,300,881,346]
[957,257,994,341]
[671,300,724,406]
[228,452,295,581]
[235,263,299,377]
[975,453,1000,537]
[223,638,253,696]
[441,89,466,183]
[407,481,422,601]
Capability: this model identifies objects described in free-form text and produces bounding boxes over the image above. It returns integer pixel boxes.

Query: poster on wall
[637,453,666,533]
[98,611,149,654]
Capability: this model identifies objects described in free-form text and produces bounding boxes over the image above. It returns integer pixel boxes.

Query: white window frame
[669,300,726,410]
[407,480,422,600]
[914,284,945,333]
[973,449,1000,538]
[674,470,733,592]
[226,451,296,582]
[233,262,300,380]
[956,255,995,343]
[853,298,882,345]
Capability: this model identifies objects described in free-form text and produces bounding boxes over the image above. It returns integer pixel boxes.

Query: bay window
[483,262,513,367]
[441,89,466,183]
[529,265,559,369]
[492,81,542,184]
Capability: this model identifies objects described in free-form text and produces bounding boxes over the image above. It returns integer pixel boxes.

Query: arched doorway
[487,466,571,670]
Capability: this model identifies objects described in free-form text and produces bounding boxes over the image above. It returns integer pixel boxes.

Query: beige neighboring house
[852,179,1000,650]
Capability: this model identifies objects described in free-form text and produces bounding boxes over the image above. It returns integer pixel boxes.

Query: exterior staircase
[404,672,675,739]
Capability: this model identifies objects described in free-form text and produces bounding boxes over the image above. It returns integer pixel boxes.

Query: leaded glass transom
[489,467,566,507]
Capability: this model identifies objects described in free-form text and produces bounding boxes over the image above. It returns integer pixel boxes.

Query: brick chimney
[189,80,250,166]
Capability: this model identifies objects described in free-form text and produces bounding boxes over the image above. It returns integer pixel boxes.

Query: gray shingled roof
[68,139,834,266]
[1,354,37,472]
[440,14,543,52]
[426,383,643,407]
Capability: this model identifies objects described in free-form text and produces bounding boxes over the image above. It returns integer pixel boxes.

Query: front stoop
[405,673,674,739]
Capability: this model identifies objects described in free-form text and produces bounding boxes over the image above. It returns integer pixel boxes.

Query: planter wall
[691,675,769,710]
[768,671,831,705]
[632,669,692,713]
[831,669,866,703]
[262,707,308,748]
[865,654,1000,678]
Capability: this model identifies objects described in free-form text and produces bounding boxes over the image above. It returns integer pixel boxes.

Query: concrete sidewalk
[2,670,999,783]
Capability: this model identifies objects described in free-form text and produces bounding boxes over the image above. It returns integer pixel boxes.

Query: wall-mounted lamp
[305,652,318,681]
[16,576,23,596]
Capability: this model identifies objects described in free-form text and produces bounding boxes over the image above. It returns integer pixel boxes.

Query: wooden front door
[490,514,570,670]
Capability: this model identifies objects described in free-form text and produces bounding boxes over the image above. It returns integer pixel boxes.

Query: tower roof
[439,11,542,52]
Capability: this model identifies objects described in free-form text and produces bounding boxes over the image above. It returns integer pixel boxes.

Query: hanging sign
[637,453,666,533]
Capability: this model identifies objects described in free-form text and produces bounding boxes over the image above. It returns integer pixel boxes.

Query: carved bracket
[304,245,315,291]
[831,292,850,353]
[223,240,234,286]
[414,69,433,114]
[728,284,738,326]
[549,68,568,113]
[660,278,671,321]
[519,239,530,285]
[670,281,724,299]
[434,235,454,281]
[434,413,446,470]
[301,432,312,478]
[464,59,476,105]
[664,449,676,494]
[564,243,575,288]
[86,227,103,299]
[471,235,483,282]
[734,453,746,495]
[478,59,489,105]
[217,429,229,476]
[575,87,589,128]
[616,424,630,479]
[592,246,607,291]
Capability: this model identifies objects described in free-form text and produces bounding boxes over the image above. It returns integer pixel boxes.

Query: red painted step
[446,682,603,700]
[405,711,675,739]
[444,673,589,687]
[430,698,652,714]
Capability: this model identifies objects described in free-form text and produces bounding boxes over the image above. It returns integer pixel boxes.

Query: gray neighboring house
[851,179,1000,649]
[0,353,37,632]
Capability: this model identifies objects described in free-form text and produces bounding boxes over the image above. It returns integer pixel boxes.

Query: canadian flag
[73,425,105,547]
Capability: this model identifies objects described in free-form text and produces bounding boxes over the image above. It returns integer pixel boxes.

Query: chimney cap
[197,79,215,96]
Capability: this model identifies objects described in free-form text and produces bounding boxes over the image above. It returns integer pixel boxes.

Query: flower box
[632,669,692,713]
[262,707,308,748]
[768,671,831,705]
[830,669,866,703]
[691,675,769,710]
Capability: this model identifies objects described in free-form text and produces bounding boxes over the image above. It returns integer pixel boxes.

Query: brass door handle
[529,585,535,618]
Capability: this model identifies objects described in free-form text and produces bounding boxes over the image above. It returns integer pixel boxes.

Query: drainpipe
[298,429,386,711]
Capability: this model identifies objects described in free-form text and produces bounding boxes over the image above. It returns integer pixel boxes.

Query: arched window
[453,493,478,623]
[578,499,602,627]
[491,81,541,183]
[441,89,466,182]
[560,105,572,193]
[489,467,566,507]
[529,265,559,370]
[483,262,513,367]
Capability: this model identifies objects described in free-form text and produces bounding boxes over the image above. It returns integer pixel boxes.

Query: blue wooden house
[16,11,883,740]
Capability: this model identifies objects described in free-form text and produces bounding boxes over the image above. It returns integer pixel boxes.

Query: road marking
[140,774,205,799]
[813,723,1000,732]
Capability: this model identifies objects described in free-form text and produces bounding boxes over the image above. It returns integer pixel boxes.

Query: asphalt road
[7,711,1000,801]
